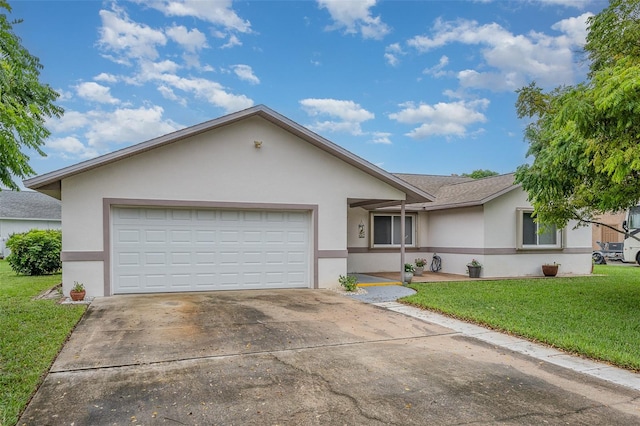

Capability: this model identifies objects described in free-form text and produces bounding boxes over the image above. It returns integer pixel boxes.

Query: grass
[0,260,86,426]
[403,264,640,371]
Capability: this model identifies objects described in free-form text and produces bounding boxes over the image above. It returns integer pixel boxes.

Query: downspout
[400,200,405,282]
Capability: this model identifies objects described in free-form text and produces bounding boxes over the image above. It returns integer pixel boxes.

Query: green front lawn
[403,264,640,370]
[0,260,86,426]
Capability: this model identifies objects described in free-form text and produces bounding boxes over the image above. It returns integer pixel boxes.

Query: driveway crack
[268,352,401,426]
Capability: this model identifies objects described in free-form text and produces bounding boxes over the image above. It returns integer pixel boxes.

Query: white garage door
[111,207,310,294]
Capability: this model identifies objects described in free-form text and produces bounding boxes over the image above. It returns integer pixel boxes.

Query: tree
[0,1,62,190]
[461,169,499,179]
[514,0,640,233]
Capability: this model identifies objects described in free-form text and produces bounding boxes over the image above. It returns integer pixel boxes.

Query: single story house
[0,190,62,258]
[24,105,592,297]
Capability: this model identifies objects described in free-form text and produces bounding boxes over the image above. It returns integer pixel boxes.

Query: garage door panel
[118,229,140,243]
[145,209,167,220]
[196,230,216,243]
[195,252,215,264]
[170,230,191,243]
[112,207,310,293]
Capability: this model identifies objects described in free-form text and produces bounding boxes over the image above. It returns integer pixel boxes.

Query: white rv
[623,205,640,264]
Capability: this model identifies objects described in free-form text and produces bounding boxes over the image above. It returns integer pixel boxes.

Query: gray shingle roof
[0,190,61,220]
[394,173,518,211]
[393,174,474,195]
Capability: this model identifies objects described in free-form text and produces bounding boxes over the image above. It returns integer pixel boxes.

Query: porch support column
[400,200,406,283]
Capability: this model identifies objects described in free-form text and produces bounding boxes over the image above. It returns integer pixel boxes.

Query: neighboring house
[0,190,62,258]
[24,105,592,297]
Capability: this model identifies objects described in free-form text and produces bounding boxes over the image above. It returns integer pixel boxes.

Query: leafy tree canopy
[0,0,62,190]
[461,169,499,179]
[515,0,640,231]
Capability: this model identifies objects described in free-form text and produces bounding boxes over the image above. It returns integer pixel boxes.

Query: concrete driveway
[20,290,640,425]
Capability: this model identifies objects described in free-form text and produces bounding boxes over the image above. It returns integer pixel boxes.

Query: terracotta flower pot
[542,264,559,277]
[70,290,86,301]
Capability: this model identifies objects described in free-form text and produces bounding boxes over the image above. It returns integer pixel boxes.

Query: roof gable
[25,105,433,204]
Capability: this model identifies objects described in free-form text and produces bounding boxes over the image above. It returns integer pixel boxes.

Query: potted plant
[542,262,559,277]
[466,259,482,278]
[414,258,427,276]
[70,281,86,301]
[404,263,415,284]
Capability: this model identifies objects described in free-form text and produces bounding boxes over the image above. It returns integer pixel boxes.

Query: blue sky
[12,0,607,179]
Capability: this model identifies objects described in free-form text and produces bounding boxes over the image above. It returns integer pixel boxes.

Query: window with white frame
[371,213,415,247]
[517,209,562,249]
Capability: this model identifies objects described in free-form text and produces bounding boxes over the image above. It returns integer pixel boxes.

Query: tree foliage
[6,229,62,275]
[0,0,62,190]
[461,169,499,179]
[514,0,640,230]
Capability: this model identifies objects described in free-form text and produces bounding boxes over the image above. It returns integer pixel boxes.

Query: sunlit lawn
[0,260,86,426]
[403,264,640,370]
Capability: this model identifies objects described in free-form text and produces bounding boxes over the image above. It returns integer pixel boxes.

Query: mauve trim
[61,251,104,261]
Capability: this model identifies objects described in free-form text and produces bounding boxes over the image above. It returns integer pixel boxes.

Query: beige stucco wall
[61,116,407,296]
[483,188,592,277]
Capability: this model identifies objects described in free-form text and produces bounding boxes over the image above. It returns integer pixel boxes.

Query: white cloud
[157,85,187,106]
[537,0,590,8]
[384,43,405,67]
[94,73,118,83]
[221,34,242,49]
[138,59,181,78]
[136,0,251,33]
[155,74,254,112]
[47,111,90,133]
[370,131,392,144]
[389,99,489,139]
[83,106,181,148]
[166,25,208,52]
[46,136,99,160]
[317,0,390,40]
[406,16,590,90]
[551,12,594,47]
[75,82,119,104]
[300,98,374,135]
[44,105,186,160]
[98,9,167,60]
[231,64,260,85]
[423,55,449,77]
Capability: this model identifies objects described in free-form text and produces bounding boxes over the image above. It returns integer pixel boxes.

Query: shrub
[338,274,358,292]
[6,229,62,275]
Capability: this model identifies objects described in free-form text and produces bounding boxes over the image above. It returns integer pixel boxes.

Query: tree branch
[572,212,640,244]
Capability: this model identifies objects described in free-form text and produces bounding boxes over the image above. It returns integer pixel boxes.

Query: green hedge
[6,229,62,275]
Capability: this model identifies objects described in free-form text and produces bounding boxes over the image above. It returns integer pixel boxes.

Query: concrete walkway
[346,284,640,392]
